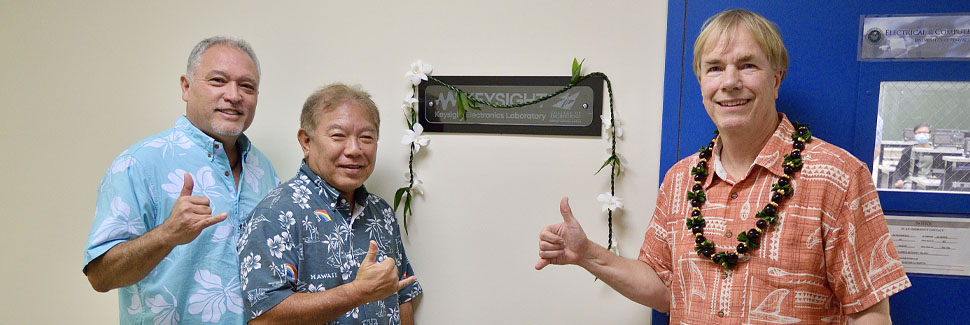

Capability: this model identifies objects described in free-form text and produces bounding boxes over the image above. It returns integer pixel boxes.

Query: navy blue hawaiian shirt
[237,161,422,324]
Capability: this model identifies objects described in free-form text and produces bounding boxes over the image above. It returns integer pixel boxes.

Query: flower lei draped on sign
[397,59,624,252]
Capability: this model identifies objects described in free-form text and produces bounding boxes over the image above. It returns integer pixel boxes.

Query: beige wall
[0,1,667,323]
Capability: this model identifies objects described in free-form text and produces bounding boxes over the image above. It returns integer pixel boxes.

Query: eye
[208,77,227,85]
[707,66,723,73]
[741,63,757,69]
[360,134,376,143]
[240,83,257,94]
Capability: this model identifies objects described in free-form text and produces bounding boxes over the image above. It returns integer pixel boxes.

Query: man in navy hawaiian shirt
[83,37,279,324]
[238,83,422,324]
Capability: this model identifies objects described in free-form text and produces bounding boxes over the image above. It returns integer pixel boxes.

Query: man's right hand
[352,240,416,304]
[535,197,591,270]
[160,173,227,246]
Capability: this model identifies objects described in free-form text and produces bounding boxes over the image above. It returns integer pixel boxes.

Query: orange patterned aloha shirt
[639,114,911,324]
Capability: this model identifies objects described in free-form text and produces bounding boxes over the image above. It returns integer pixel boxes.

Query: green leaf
[737,232,749,242]
[570,58,585,85]
[404,191,412,218]
[457,92,470,120]
[401,191,413,235]
[393,187,408,212]
[611,158,623,177]
[596,155,616,175]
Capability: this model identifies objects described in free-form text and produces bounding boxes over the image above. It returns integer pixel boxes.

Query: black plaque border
[417,75,604,136]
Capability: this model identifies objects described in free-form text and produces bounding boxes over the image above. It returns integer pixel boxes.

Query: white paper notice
[885,215,970,276]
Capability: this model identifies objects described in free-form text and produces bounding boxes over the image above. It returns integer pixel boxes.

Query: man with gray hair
[83,36,279,324]
[237,83,422,324]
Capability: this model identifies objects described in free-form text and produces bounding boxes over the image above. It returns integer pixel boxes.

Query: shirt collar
[298,160,369,221]
[708,113,794,186]
[174,115,252,160]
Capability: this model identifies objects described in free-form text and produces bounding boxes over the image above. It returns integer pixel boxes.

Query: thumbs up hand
[535,197,591,270]
[352,241,417,303]
[159,173,228,246]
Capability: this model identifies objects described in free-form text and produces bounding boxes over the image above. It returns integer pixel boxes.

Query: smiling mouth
[340,165,364,171]
[718,99,750,107]
[216,109,243,116]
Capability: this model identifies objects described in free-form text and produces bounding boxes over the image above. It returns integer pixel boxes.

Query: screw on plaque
[582,103,589,109]
[428,101,434,107]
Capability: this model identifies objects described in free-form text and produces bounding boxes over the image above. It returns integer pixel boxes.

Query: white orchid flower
[404,171,425,196]
[597,192,624,212]
[401,122,430,153]
[402,90,418,117]
[404,89,418,107]
[405,60,433,86]
[602,111,623,139]
[402,103,415,117]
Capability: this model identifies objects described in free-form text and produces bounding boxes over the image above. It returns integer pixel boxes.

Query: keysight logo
[551,91,580,110]
[435,92,457,111]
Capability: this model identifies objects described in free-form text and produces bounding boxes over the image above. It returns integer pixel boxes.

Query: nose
[343,137,364,157]
[720,66,742,91]
[223,81,242,103]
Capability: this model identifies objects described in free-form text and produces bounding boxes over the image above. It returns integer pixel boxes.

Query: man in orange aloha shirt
[535,9,910,324]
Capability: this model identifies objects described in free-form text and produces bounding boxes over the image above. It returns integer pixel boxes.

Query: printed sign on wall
[860,13,970,60]
[418,76,603,136]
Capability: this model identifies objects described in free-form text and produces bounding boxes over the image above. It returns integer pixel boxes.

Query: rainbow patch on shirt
[314,210,332,222]
[283,264,298,283]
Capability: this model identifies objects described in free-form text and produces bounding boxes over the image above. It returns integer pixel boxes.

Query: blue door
[659,1,970,324]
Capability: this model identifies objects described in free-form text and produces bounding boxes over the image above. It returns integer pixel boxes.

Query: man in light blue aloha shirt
[238,83,422,324]
[83,36,279,324]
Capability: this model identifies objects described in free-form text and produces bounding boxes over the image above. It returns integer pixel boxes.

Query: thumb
[362,240,379,265]
[180,173,195,197]
[559,197,577,223]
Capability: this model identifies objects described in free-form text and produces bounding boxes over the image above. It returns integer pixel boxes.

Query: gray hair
[186,36,260,81]
[301,83,381,136]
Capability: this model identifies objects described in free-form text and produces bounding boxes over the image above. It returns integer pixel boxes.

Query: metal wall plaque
[417,76,603,136]
[885,215,970,276]
[859,13,970,60]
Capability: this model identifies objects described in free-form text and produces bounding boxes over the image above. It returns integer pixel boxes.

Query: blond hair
[692,9,789,80]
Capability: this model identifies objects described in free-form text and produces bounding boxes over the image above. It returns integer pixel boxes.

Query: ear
[297,128,312,160]
[772,70,785,99]
[180,75,191,103]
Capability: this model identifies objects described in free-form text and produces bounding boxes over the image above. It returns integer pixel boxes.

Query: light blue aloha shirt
[237,162,422,324]
[83,116,279,324]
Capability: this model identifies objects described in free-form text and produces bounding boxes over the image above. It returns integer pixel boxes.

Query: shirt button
[730,192,738,199]
[214,143,220,149]
[724,231,732,238]
[224,171,230,176]
[717,310,725,317]
[207,153,212,158]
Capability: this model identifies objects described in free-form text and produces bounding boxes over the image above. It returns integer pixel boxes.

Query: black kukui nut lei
[688,125,812,269]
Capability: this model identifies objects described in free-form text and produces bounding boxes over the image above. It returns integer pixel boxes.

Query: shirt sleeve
[388,203,422,305]
[639,165,682,286]
[823,161,911,314]
[395,242,422,305]
[83,154,156,271]
[238,205,303,321]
